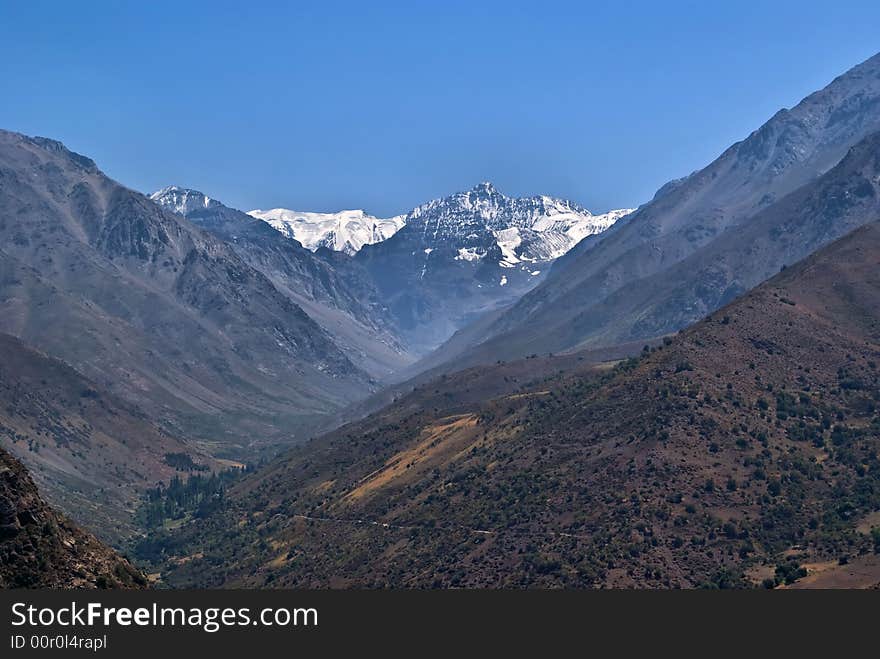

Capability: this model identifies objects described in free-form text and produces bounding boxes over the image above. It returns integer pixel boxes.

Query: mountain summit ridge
[247,207,406,256]
[150,185,222,217]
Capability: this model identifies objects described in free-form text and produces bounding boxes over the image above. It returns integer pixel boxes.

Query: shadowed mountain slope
[0,130,372,456]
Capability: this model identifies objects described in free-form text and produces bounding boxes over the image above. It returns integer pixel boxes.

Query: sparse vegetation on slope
[150,223,880,588]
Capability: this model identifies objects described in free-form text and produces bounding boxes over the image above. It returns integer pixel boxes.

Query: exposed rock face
[0,447,146,589]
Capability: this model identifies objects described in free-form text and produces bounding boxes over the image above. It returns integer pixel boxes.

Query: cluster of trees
[163,452,208,471]
[762,561,807,588]
[136,468,245,529]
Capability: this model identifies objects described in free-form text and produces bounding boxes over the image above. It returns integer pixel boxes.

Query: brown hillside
[157,222,880,588]
[0,447,146,588]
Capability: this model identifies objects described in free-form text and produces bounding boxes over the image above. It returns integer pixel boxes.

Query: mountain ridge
[0,129,372,456]
[151,186,414,379]
[423,51,880,370]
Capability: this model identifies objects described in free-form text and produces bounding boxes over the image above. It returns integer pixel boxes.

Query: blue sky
[1,1,878,215]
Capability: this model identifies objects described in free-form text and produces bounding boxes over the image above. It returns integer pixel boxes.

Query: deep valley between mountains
[2,51,880,589]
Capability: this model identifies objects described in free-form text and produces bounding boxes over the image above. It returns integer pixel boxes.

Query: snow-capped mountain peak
[354,182,633,352]
[149,186,220,216]
[247,207,406,256]
[400,182,633,265]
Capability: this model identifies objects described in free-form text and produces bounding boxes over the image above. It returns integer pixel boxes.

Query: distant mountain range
[156,182,630,356]
[247,185,629,264]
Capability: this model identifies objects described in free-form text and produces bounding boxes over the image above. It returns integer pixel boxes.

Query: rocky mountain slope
[428,51,880,368]
[247,207,406,256]
[0,446,146,588]
[153,220,880,588]
[151,186,413,379]
[0,332,212,544]
[0,130,371,456]
[355,182,629,352]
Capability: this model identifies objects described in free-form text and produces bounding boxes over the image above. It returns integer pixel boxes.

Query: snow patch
[150,186,219,216]
[494,227,522,266]
[455,247,485,262]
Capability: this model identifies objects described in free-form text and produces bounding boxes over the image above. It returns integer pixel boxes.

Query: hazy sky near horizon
[1,1,879,215]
